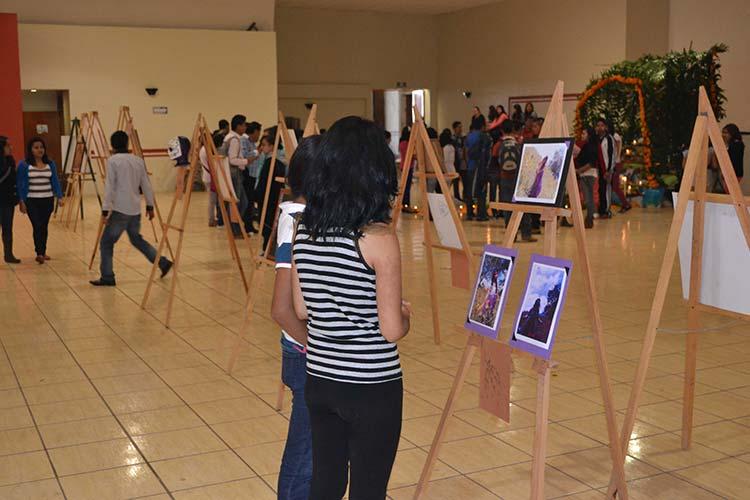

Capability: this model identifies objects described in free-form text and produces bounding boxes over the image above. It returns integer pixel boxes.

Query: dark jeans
[499,177,531,238]
[25,197,54,256]
[598,171,611,215]
[464,168,488,218]
[1,204,15,257]
[306,376,402,500]
[278,337,312,500]
[100,211,169,282]
[242,174,257,232]
[580,176,596,224]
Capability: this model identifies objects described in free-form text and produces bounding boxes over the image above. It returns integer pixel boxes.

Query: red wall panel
[0,13,24,156]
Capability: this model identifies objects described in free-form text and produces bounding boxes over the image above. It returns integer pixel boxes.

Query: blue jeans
[278,336,312,500]
[100,211,169,282]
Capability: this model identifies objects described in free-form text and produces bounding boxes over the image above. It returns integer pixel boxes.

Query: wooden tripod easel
[226,106,319,394]
[88,106,174,269]
[392,111,474,345]
[605,86,750,497]
[140,114,256,327]
[59,117,103,230]
[415,81,629,500]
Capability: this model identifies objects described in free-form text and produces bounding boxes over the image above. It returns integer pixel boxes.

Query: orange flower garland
[574,75,652,168]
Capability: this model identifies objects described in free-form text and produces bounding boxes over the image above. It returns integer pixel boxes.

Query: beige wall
[669,0,750,131]
[626,0,669,59]
[275,7,439,128]
[436,0,627,130]
[18,24,278,191]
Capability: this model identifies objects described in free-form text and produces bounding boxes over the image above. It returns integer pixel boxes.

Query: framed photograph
[510,254,573,359]
[512,138,574,207]
[465,245,518,340]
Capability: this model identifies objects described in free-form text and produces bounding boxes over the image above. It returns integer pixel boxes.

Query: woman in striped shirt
[291,116,411,500]
[17,137,63,264]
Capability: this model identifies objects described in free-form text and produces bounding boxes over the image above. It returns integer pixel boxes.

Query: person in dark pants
[0,136,20,263]
[291,117,410,500]
[90,131,172,286]
[497,121,535,241]
[575,127,599,228]
[465,121,491,221]
[16,137,64,264]
[254,135,286,251]
[271,136,322,500]
[451,121,466,201]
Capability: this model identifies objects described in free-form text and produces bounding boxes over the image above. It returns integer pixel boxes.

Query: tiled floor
[0,194,747,499]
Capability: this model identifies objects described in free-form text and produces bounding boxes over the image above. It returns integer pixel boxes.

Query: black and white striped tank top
[28,165,53,198]
[293,225,402,384]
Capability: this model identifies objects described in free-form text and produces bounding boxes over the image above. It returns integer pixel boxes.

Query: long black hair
[288,135,321,199]
[25,137,50,165]
[0,136,13,168]
[439,129,453,148]
[301,116,397,239]
[723,123,743,143]
[399,126,410,143]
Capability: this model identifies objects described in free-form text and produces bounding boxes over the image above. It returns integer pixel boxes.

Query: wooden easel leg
[164,229,185,328]
[530,360,552,500]
[88,217,106,270]
[141,223,169,309]
[682,325,698,449]
[414,335,480,499]
[606,115,707,497]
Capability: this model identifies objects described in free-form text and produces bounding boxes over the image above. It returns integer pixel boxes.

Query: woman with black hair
[470,105,486,131]
[17,137,63,263]
[715,123,745,191]
[575,126,599,228]
[0,136,20,263]
[511,103,523,125]
[524,102,537,122]
[291,116,410,500]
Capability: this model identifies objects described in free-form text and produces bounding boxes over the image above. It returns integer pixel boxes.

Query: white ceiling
[0,0,503,30]
[0,0,276,30]
[276,0,501,15]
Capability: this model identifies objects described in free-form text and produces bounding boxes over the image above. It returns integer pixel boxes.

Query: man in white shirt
[90,131,172,286]
[223,115,248,237]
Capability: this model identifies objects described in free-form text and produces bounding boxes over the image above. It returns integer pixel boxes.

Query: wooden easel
[88,106,174,269]
[415,81,629,500]
[140,114,256,327]
[59,117,103,230]
[392,111,474,345]
[605,86,750,497]
[226,106,320,398]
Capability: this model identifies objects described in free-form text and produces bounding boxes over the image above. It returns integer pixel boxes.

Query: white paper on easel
[215,156,238,201]
[674,193,750,315]
[427,193,461,249]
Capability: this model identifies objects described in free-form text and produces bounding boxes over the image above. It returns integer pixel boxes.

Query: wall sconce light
[462,90,472,99]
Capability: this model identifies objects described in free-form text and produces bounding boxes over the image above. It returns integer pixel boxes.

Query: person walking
[16,137,64,264]
[575,126,599,228]
[0,136,20,263]
[595,118,614,218]
[451,121,466,201]
[90,131,172,286]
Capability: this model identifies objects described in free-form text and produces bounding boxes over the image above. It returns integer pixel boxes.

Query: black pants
[242,173,257,231]
[26,197,54,256]
[1,204,15,257]
[402,166,414,206]
[464,168,488,218]
[488,171,501,212]
[598,172,611,216]
[306,376,402,500]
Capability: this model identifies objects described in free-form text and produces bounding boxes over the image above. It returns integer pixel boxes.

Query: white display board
[674,193,750,315]
[427,193,461,249]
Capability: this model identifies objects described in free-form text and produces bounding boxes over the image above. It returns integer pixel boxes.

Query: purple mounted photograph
[465,245,518,340]
[510,254,573,359]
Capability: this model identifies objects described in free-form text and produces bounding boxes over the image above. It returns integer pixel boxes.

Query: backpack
[499,140,520,173]
[217,134,239,158]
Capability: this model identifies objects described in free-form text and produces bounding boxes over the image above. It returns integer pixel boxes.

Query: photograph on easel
[465,245,518,340]
[512,138,574,207]
[510,254,572,358]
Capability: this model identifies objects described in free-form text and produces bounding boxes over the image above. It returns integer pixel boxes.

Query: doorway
[22,89,69,173]
[372,88,430,162]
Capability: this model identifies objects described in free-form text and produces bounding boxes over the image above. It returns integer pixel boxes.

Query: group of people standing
[0,135,64,264]
[204,115,288,250]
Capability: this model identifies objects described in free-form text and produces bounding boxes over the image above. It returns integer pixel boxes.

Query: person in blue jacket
[16,137,63,264]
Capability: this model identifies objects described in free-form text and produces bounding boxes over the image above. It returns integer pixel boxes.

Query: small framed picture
[465,245,518,340]
[512,138,574,207]
[510,254,572,359]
